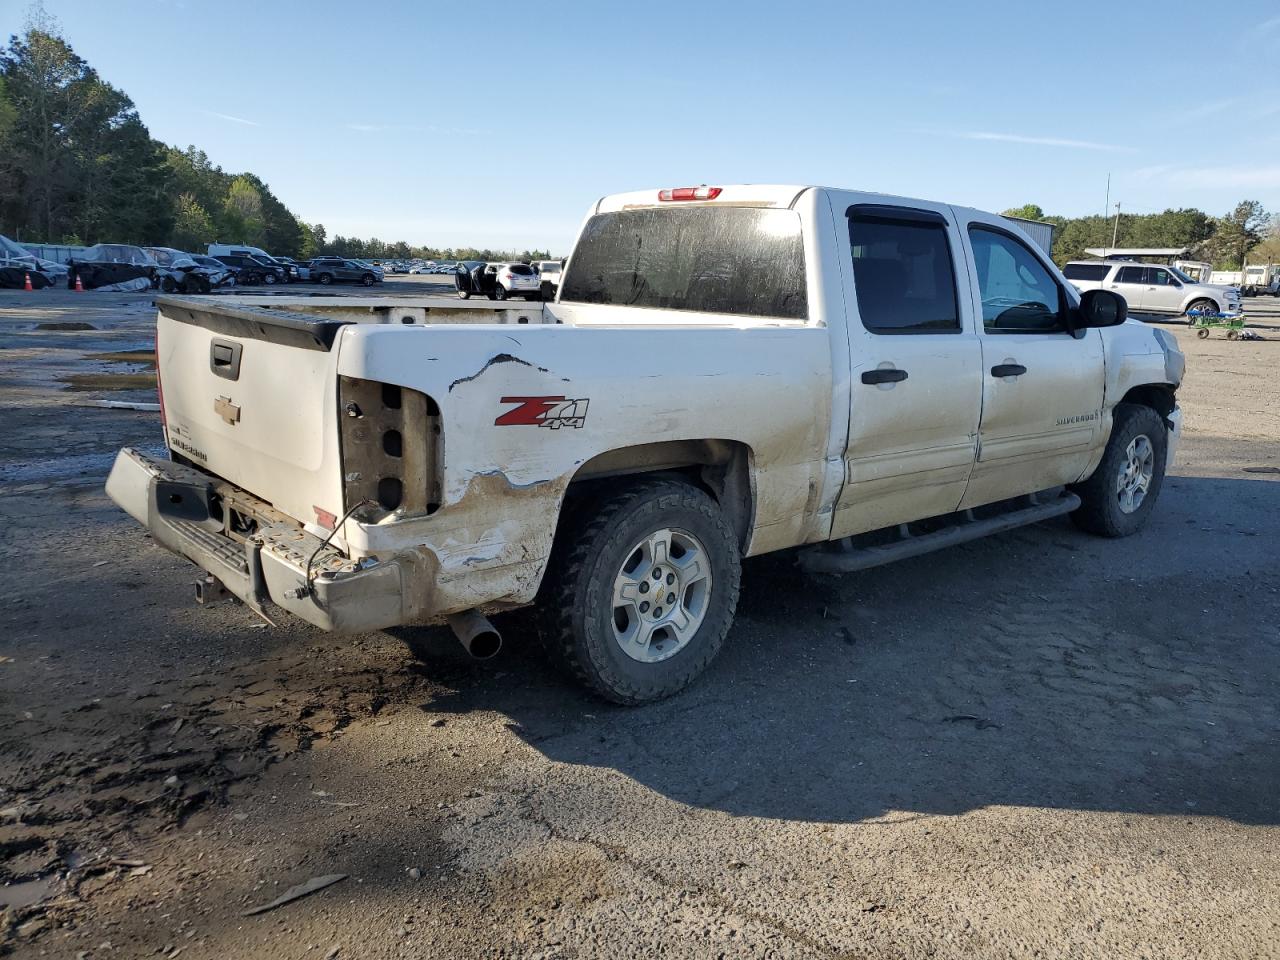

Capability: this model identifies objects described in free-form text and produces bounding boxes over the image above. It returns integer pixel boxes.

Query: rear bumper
[106,448,409,632]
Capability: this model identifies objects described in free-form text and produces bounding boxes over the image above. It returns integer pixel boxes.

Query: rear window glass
[1063,263,1111,281]
[559,207,807,320]
[508,264,534,275]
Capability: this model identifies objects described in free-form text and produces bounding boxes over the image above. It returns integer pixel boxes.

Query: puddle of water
[0,875,55,910]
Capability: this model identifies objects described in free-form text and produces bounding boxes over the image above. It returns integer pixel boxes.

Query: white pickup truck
[107,184,1185,704]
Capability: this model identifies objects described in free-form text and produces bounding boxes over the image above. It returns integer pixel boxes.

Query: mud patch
[87,350,156,367]
[34,321,96,331]
[60,371,157,392]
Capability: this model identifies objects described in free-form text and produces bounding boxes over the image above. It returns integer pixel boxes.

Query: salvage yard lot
[1,290,1279,959]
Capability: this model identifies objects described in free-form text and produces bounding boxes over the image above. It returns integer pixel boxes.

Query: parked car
[533,259,563,301]
[0,233,68,285]
[68,244,159,290]
[207,244,298,281]
[107,182,1184,705]
[490,262,541,300]
[307,257,382,286]
[214,253,286,285]
[1063,260,1241,318]
[145,247,233,294]
[274,256,310,281]
[453,259,491,298]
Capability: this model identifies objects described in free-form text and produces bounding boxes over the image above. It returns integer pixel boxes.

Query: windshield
[1168,266,1197,284]
[560,206,808,320]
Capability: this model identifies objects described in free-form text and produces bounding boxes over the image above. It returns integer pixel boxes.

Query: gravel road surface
[2,288,1278,959]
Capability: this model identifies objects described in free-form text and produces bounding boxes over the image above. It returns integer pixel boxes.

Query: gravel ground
[1,288,1278,959]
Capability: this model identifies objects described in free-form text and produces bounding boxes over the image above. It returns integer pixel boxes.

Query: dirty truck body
[107,185,1185,703]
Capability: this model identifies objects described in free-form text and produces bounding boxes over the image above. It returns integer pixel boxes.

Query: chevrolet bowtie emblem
[214,396,241,425]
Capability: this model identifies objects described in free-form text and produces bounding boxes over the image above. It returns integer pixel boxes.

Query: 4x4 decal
[495,396,590,429]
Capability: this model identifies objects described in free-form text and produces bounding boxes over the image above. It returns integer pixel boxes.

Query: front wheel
[494,285,508,301]
[1196,326,1210,339]
[1070,403,1168,538]
[317,273,332,285]
[538,479,741,704]
[263,273,277,285]
[458,289,471,300]
[1186,298,1217,320]
[362,273,374,286]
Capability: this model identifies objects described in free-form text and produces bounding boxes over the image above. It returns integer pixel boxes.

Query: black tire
[486,291,497,301]
[537,479,741,705]
[317,273,333,285]
[362,273,374,286]
[458,289,471,300]
[494,285,508,301]
[540,281,554,301]
[1196,327,1210,339]
[263,272,277,285]
[160,275,177,293]
[1186,298,1217,320]
[1070,403,1167,538]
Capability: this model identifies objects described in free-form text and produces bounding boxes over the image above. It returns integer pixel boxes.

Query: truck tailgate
[155,297,348,528]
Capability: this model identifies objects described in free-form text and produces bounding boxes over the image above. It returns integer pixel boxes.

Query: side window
[848,212,960,334]
[968,227,1065,333]
[1150,267,1178,286]
[1115,265,1145,284]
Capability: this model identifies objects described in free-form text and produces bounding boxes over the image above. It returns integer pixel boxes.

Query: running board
[799,492,1081,574]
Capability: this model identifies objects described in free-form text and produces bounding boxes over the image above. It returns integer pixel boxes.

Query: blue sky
[5,0,1278,253]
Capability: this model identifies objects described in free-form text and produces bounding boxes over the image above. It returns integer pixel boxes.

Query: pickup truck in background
[107,184,1185,704]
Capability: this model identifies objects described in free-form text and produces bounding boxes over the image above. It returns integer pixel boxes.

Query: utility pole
[1111,202,1122,252]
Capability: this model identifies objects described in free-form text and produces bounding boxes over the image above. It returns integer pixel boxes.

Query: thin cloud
[203,110,260,127]
[954,130,1135,153]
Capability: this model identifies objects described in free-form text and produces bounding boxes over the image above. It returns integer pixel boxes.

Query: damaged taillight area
[338,376,442,519]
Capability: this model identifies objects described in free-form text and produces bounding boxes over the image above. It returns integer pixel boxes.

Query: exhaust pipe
[447,610,502,660]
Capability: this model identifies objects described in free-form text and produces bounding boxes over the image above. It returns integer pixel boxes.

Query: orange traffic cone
[74,273,84,292]
[23,272,33,291]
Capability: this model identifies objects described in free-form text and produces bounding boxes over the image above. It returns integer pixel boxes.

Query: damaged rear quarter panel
[335,322,832,613]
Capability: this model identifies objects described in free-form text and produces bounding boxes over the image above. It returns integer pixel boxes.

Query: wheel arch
[1119,383,1177,420]
[565,439,756,553]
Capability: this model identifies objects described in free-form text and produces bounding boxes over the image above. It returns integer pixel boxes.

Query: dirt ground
[1,285,1278,960]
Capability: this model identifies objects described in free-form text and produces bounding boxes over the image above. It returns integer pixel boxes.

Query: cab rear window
[1063,263,1111,281]
[559,206,807,320]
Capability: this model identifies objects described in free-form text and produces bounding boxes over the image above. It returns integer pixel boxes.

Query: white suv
[1064,260,1240,318]
[492,262,541,300]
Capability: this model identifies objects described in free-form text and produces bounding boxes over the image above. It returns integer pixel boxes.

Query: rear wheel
[159,275,177,293]
[1071,403,1167,538]
[317,273,333,285]
[458,289,471,300]
[494,285,508,301]
[1196,326,1210,339]
[538,479,741,704]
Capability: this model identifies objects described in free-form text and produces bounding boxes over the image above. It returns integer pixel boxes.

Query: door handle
[990,363,1027,378]
[861,368,908,385]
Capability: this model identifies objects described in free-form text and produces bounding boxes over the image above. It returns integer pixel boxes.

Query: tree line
[0,13,553,262]
[1002,201,1276,269]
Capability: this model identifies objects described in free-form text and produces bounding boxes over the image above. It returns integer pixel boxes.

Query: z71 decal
[495,396,590,429]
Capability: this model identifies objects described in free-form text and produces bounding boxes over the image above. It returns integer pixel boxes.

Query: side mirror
[1078,288,1127,328]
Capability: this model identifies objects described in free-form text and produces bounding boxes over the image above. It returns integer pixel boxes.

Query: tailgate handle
[210,338,242,381]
